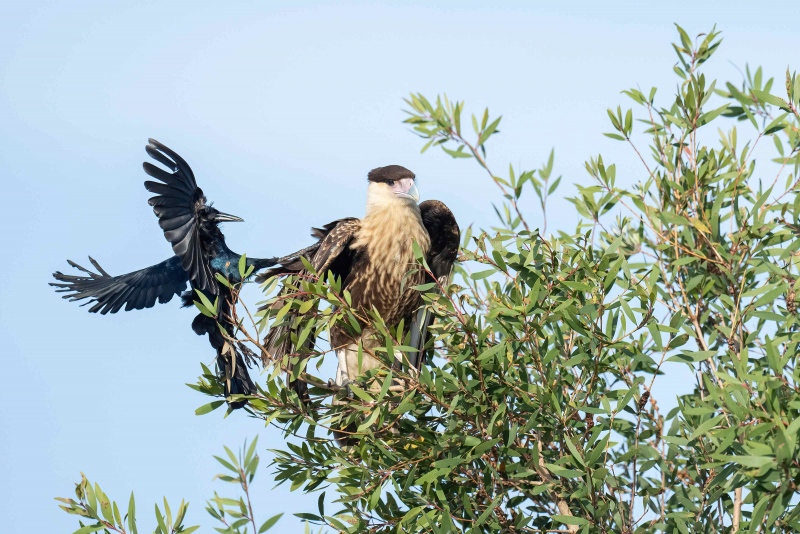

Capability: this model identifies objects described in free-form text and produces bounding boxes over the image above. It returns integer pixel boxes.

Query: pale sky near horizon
[2,2,798,532]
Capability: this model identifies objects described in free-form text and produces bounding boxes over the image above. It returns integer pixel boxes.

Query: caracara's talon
[388,377,408,393]
[329,378,353,399]
[344,380,354,399]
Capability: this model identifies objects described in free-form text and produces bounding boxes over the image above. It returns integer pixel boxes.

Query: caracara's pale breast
[347,203,431,327]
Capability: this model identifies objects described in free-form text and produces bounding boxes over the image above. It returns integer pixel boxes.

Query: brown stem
[533,440,579,534]
[732,487,742,532]
[240,469,258,534]
[446,127,531,233]
[628,414,643,531]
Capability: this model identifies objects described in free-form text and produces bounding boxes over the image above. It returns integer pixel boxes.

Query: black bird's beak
[214,212,244,223]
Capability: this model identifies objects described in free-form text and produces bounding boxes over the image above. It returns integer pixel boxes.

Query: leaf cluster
[59,25,800,534]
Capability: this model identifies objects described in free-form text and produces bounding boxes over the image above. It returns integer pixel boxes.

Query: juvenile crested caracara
[260,165,460,419]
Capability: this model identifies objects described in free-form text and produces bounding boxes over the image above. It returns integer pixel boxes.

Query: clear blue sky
[2,1,797,531]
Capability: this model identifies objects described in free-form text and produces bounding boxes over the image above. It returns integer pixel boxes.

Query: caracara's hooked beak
[213,212,244,223]
[391,178,420,203]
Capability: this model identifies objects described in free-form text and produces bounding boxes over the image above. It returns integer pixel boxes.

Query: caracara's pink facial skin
[391,177,420,203]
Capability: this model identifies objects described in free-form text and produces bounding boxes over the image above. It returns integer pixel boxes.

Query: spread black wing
[51,256,189,314]
[143,139,215,294]
[408,200,460,369]
[258,218,360,402]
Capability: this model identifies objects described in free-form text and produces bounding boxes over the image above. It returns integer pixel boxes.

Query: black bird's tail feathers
[219,348,257,410]
[192,312,257,409]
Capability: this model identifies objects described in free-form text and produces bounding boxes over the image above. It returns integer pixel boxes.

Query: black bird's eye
[387,180,395,186]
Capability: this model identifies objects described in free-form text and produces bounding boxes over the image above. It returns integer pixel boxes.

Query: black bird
[51,139,277,408]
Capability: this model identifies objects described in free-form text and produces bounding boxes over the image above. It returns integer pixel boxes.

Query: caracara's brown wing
[254,218,360,283]
[259,218,360,403]
[309,218,361,278]
[420,200,460,285]
[408,200,460,369]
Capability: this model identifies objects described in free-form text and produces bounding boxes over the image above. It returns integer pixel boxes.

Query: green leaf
[96,485,113,524]
[711,455,774,468]
[697,104,729,127]
[259,513,284,532]
[690,415,724,440]
[238,254,247,279]
[471,269,495,280]
[127,492,137,534]
[543,463,584,478]
[415,468,451,485]
[442,146,472,159]
[564,436,586,468]
[668,350,717,363]
[155,504,168,534]
[194,290,218,316]
[764,112,789,134]
[752,89,791,111]
[552,514,590,526]
[245,436,259,468]
[195,401,225,415]
[474,494,503,527]
[73,525,105,534]
[675,24,692,52]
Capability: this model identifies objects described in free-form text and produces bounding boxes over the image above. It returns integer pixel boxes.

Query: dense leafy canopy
[59,26,800,533]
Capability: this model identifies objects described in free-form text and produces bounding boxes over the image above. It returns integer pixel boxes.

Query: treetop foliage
[60,26,800,533]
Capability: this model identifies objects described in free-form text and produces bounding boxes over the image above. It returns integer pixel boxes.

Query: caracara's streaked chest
[347,204,431,326]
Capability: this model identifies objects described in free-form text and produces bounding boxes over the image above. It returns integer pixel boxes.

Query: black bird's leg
[290,377,310,405]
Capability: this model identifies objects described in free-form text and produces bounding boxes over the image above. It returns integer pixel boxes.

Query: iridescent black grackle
[51,140,277,408]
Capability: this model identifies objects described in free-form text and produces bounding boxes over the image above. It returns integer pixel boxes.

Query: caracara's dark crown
[367,165,415,184]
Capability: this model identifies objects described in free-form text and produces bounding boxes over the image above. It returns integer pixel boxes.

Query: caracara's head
[365,165,420,213]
